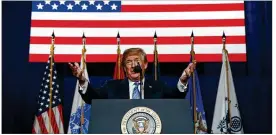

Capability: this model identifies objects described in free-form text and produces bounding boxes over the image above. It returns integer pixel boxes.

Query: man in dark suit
[69,48,196,104]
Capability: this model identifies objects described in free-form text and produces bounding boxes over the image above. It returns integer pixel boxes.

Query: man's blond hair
[122,48,148,67]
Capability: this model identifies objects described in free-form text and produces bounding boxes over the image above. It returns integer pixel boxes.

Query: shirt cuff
[79,79,88,94]
[177,79,188,92]
[177,70,188,92]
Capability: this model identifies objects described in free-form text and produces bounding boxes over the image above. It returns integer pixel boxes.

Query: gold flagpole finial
[154,31,158,50]
[117,31,120,43]
[190,30,194,44]
[116,31,121,56]
[51,30,55,39]
[222,31,226,51]
[81,32,86,71]
[82,32,86,52]
[82,32,86,42]
[154,31,157,43]
[190,31,195,62]
[50,30,55,54]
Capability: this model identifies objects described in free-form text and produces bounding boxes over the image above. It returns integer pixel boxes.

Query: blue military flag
[185,61,208,133]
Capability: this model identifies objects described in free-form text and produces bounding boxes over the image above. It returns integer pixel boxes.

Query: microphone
[133,62,142,73]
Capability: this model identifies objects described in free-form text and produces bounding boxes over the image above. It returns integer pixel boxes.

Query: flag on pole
[113,32,125,80]
[113,56,125,80]
[211,50,244,133]
[185,62,208,134]
[152,31,160,80]
[32,56,64,134]
[185,31,208,134]
[68,48,91,134]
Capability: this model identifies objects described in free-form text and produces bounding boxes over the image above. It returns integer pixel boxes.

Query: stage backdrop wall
[2,1,272,133]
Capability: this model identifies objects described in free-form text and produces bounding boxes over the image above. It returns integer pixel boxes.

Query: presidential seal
[121,107,162,134]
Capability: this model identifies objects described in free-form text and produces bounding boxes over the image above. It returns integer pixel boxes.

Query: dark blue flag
[185,60,208,133]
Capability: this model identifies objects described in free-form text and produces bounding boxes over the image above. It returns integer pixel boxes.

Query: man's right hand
[68,62,85,83]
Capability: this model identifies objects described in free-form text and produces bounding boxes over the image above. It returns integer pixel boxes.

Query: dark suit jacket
[79,78,187,104]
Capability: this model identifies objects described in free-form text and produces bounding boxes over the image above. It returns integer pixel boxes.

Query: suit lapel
[119,78,130,99]
[118,78,155,99]
[144,78,153,99]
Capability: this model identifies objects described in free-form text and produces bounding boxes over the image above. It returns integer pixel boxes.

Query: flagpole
[48,31,55,133]
[116,32,121,79]
[190,31,197,134]
[153,31,158,81]
[222,32,232,131]
[80,33,87,134]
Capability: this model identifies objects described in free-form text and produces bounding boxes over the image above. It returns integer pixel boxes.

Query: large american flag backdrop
[30,1,246,62]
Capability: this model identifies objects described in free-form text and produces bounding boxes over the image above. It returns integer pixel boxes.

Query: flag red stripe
[47,109,59,134]
[58,105,64,124]
[32,127,36,133]
[113,55,125,79]
[37,115,48,134]
[31,19,244,28]
[122,3,244,12]
[29,54,246,62]
[30,36,245,45]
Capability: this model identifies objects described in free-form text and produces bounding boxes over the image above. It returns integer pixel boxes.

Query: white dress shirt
[128,78,145,99]
[128,78,187,99]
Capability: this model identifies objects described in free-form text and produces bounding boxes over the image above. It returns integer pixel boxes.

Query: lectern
[88,99,193,134]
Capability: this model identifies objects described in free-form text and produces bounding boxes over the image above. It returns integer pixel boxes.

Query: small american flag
[32,56,64,134]
[30,0,246,62]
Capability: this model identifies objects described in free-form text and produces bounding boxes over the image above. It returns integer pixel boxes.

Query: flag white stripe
[33,116,41,133]
[41,112,54,133]
[31,11,244,20]
[30,27,245,37]
[53,106,64,133]
[29,44,246,54]
[122,1,244,5]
